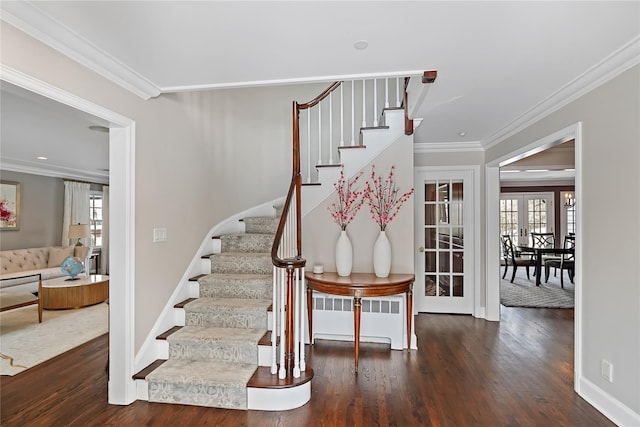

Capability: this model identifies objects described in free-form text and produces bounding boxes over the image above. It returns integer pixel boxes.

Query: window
[89,191,103,247]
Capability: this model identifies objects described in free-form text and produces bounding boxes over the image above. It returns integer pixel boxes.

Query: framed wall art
[0,181,21,231]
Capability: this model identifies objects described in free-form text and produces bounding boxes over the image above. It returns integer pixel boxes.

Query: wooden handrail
[271,81,342,270]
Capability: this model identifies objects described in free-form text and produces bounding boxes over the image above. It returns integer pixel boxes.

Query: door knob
[418,247,425,253]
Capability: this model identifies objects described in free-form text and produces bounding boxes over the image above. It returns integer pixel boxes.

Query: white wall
[486,65,640,418]
[303,134,415,274]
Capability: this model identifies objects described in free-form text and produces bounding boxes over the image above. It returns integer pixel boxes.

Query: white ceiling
[1,1,638,182]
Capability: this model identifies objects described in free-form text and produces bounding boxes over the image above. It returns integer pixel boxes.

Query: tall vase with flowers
[364,165,415,277]
[327,167,365,276]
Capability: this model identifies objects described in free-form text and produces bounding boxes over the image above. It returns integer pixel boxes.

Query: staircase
[134,72,436,411]
[136,213,312,410]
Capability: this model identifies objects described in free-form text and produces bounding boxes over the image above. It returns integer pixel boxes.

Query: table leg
[353,294,361,373]
[535,253,542,286]
[406,287,413,352]
[306,286,313,344]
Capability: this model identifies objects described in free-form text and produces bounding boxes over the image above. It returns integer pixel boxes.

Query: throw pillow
[48,246,74,267]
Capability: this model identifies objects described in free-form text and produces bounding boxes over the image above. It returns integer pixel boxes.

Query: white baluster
[317,106,322,165]
[278,268,286,379]
[328,92,333,164]
[361,79,367,128]
[306,110,311,183]
[350,81,355,146]
[384,78,390,109]
[271,266,277,374]
[373,78,378,127]
[396,77,401,107]
[299,266,306,372]
[339,84,344,147]
[293,268,301,378]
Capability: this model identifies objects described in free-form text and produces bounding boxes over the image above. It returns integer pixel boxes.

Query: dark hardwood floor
[1,307,614,426]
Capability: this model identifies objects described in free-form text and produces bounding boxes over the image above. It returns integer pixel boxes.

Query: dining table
[517,245,575,286]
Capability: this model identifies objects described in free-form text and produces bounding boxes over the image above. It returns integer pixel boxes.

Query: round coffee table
[41,274,109,309]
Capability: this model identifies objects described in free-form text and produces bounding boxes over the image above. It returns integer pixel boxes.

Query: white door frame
[414,165,482,318]
[1,65,137,404]
[485,122,582,391]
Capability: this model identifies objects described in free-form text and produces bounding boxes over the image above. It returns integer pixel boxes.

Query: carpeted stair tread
[242,216,279,234]
[198,273,272,299]
[147,358,256,409]
[167,326,266,364]
[184,298,271,329]
[209,252,272,275]
[185,297,271,311]
[221,233,274,253]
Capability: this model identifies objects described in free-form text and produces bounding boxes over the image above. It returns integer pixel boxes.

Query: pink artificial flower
[363,165,414,231]
[327,166,365,230]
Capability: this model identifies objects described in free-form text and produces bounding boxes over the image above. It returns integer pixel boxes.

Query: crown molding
[1,158,109,185]
[414,141,483,154]
[161,70,425,92]
[1,1,161,100]
[483,35,640,149]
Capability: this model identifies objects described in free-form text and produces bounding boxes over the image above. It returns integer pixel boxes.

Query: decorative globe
[60,256,84,280]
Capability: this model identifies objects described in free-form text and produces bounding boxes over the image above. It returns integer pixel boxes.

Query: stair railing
[271,73,432,380]
[300,77,412,184]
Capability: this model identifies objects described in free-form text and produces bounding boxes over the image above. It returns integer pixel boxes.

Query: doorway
[1,68,137,404]
[486,122,582,389]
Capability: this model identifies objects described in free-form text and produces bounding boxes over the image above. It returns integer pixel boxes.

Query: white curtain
[101,185,109,274]
[62,181,90,246]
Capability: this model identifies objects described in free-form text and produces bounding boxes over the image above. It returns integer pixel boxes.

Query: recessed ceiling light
[89,125,109,133]
[458,132,466,137]
[37,156,48,160]
[354,40,369,50]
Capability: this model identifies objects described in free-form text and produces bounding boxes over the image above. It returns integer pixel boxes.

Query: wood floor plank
[0,308,615,426]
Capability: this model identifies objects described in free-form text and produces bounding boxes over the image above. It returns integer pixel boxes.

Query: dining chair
[544,235,575,288]
[530,231,560,275]
[500,235,536,283]
[530,232,555,248]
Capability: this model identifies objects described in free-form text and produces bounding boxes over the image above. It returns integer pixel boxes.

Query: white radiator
[307,291,406,350]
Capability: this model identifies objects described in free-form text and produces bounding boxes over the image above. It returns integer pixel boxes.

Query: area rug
[500,267,574,308]
[0,302,108,376]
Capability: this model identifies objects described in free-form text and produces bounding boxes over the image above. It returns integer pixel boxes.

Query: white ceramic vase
[335,230,353,277]
[373,230,391,278]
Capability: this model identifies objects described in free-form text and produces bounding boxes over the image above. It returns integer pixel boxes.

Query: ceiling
[1,1,638,182]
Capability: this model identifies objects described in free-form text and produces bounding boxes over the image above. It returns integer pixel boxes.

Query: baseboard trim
[578,375,640,427]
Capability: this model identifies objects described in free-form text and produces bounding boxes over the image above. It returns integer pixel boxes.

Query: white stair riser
[258,343,277,367]
[247,382,311,411]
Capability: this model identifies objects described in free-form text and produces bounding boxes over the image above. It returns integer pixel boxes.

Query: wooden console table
[305,272,414,372]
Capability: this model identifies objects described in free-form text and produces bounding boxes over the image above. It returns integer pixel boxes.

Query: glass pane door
[416,169,474,314]
[500,193,554,246]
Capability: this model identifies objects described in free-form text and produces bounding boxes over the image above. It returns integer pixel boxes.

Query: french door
[499,192,554,247]
[415,169,474,314]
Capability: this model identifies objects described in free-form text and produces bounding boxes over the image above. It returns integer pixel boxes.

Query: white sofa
[0,246,91,293]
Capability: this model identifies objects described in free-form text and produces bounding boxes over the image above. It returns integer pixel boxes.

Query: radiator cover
[307,291,406,350]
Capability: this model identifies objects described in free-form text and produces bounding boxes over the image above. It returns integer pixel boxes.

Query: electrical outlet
[153,227,167,242]
[601,359,613,382]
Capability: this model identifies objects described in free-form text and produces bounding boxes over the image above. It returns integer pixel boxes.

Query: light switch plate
[153,227,167,242]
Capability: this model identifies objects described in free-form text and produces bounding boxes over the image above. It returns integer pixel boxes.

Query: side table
[305,272,414,372]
